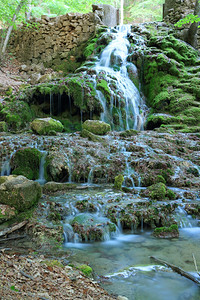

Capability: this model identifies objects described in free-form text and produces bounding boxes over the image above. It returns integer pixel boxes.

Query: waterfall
[1,157,11,176]
[36,150,47,185]
[94,25,146,131]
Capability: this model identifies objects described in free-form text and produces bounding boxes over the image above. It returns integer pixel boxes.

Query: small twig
[19,270,34,280]
[192,253,200,276]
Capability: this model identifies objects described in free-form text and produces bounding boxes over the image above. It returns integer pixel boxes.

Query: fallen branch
[150,256,200,285]
[193,253,200,276]
[0,221,28,238]
[0,234,27,243]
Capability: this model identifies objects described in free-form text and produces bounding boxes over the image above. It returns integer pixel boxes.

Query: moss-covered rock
[0,204,17,224]
[77,264,93,277]
[81,129,104,142]
[11,147,42,180]
[0,175,42,211]
[153,224,179,239]
[82,120,111,135]
[71,213,116,241]
[30,117,64,135]
[114,174,124,190]
[148,182,167,201]
[43,182,77,194]
[0,100,33,131]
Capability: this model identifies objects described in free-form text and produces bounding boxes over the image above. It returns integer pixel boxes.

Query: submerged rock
[82,120,111,135]
[0,175,42,211]
[30,117,64,135]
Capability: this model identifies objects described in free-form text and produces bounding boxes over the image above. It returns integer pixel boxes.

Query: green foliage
[125,0,165,23]
[175,14,200,28]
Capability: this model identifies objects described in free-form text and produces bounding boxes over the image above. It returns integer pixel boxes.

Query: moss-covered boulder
[0,204,17,224]
[148,182,167,201]
[11,148,42,180]
[0,100,33,131]
[71,213,116,241]
[153,224,179,239]
[30,117,64,135]
[82,120,111,135]
[0,175,42,211]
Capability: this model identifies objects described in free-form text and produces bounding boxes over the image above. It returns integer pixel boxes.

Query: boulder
[71,213,116,241]
[0,175,42,211]
[30,117,64,135]
[82,120,110,135]
[11,147,42,180]
[0,204,17,224]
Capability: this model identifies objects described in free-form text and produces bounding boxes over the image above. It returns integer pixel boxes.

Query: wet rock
[81,129,104,142]
[11,147,42,180]
[148,183,167,201]
[45,151,70,182]
[153,224,179,239]
[82,120,111,135]
[71,213,116,241]
[30,117,64,135]
[0,175,42,211]
[43,182,77,193]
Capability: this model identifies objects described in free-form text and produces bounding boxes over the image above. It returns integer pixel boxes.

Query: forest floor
[0,55,24,95]
[0,251,116,300]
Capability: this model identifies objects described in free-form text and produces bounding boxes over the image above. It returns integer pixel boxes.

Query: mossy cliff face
[128,22,200,132]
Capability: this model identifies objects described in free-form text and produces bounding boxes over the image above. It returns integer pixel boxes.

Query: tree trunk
[186,0,200,48]
[0,0,27,56]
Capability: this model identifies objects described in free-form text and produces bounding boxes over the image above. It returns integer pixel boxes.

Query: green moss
[0,100,33,131]
[96,79,111,102]
[0,121,8,132]
[30,118,64,135]
[11,148,42,180]
[82,120,111,135]
[119,129,138,137]
[166,189,176,200]
[156,175,166,184]
[148,182,166,201]
[114,174,124,190]
[43,260,64,268]
[77,264,93,277]
[154,224,179,235]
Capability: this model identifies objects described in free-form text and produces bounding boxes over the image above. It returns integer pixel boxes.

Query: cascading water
[94,25,146,131]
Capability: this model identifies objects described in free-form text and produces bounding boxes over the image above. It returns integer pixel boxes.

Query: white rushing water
[94,25,146,130]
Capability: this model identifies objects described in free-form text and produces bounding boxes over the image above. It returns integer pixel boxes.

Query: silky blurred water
[64,228,200,300]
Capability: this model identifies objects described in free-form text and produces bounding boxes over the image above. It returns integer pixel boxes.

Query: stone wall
[163,0,196,24]
[8,11,102,67]
[163,0,200,49]
[8,5,119,68]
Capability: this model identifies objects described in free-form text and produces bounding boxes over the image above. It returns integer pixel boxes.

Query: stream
[49,187,200,300]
